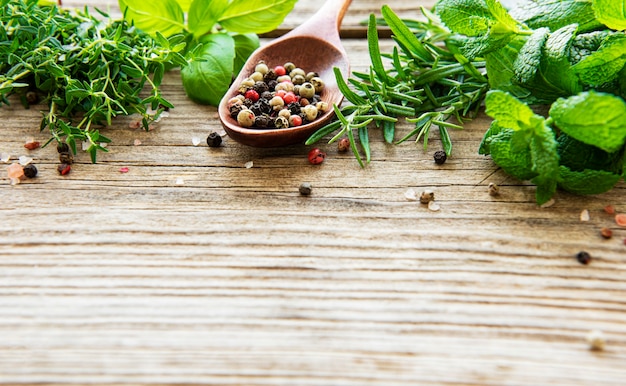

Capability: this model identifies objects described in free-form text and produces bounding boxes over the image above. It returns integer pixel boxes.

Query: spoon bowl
[218,0,352,148]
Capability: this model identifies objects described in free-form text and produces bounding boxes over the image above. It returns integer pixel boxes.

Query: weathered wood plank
[1,0,626,385]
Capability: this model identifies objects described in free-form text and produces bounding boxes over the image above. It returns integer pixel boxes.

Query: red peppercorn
[244,89,259,102]
[24,141,41,150]
[289,115,303,127]
[57,163,71,175]
[308,148,326,165]
[283,91,297,104]
[600,227,613,239]
[274,65,286,76]
[337,138,350,152]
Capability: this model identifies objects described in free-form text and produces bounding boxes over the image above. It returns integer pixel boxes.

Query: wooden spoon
[218,0,352,148]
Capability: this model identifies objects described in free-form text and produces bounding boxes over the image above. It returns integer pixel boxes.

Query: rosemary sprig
[0,0,187,162]
[306,5,489,166]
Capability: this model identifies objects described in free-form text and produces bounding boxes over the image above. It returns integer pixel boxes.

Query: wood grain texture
[1,1,626,385]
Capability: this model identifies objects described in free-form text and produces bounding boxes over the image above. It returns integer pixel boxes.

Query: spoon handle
[284,0,353,44]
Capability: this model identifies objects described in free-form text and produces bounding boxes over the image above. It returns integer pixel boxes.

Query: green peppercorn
[299,82,316,99]
[310,77,325,93]
[274,115,289,129]
[284,62,296,73]
[254,61,269,75]
[302,104,318,121]
[237,109,256,128]
[292,74,306,85]
[23,164,38,178]
[206,132,222,147]
[305,72,318,82]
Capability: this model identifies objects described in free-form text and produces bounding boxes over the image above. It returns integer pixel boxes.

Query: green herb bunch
[0,0,187,162]
[435,0,626,204]
[119,0,297,106]
[306,5,490,167]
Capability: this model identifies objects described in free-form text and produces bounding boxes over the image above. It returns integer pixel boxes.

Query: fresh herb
[0,0,187,162]
[119,0,297,106]
[306,6,489,167]
[436,0,626,204]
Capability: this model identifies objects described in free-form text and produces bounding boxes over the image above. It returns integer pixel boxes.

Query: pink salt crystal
[119,167,129,173]
[7,163,24,179]
[129,119,142,129]
[133,139,142,146]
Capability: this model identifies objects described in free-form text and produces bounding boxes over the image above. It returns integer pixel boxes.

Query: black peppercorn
[260,91,272,100]
[267,80,278,90]
[25,91,39,105]
[230,104,246,119]
[23,164,38,178]
[59,151,74,164]
[250,99,271,115]
[253,81,269,94]
[287,102,301,115]
[206,132,222,147]
[299,182,312,196]
[254,115,272,128]
[576,251,592,265]
[434,150,447,165]
[57,142,70,153]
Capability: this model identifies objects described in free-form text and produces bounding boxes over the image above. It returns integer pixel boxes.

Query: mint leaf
[484,90,560,204]
[435,0,494,36]
[550,91,626,152]
[557,133,625,173]
[593,0,626,30]
[118,0,185,37]
[218,0,297,34]
[181,33,235,105]
[573,34,626,87]
[188,0,228,37]
[513,27,549,84]
[481,124,538,180]
[510,0,603,33]
[485,0,522,34]
[559,166,623,195]
[484,90,545,131]
[484,37,536,102]
[529,123,560,205]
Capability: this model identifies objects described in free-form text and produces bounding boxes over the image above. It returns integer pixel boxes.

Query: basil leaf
[593,0,626,30]
[118,0,185,37]
[232,33,260,76]
[175,0,193,12]
[550,91,626,153]
[181,33,235,106]
[218,0,297,34]
[188,0,228,37]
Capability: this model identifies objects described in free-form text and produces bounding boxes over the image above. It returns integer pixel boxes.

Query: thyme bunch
[306,5,489,166]
[0,0,187,162]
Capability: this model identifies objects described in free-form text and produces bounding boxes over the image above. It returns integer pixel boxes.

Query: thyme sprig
[0,0,187,162]
[306,5,489,166]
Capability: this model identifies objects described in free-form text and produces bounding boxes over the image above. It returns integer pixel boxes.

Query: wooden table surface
[1,0,625,384]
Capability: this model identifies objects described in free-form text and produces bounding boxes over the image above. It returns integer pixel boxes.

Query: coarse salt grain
[18,156,33,166]
[82,141,90,151]
[175,177,185,185]
[404,188,417,201]
[428,201,441,212]
[7,163,24,179]
[586,330,606,351]
[1,153,10,163]
[192,137,202,146]
[244,161,254,169]
[580,209,590,222]
[540,198,555,208]
[134,139,142,146]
